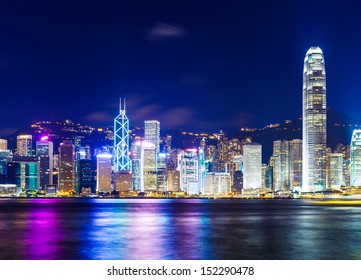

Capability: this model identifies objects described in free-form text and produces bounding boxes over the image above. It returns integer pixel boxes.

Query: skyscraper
[0,139,7,150]
[114,98,131,171]
[156,153,167,192]
[273,140,291,191]
[204,172,231,195]
[58,140,75,194]
[140,141,157,193]
[178,149,199,194]
[144,120,160,153]
[243,143,262,190]
[326,153,343,189]
[76,159,96,194]
[36,138,53,190]
[115,171,133,193]
[290,139,302,190]
[96,153,112,193]
[350,129,361,186]
[17,135,32,156]
[130,141,142,191]
[302,46,327,192]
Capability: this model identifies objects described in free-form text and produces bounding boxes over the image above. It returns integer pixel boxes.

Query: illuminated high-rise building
[0,139,7,150]
[96,153,112,193]
[0,149,11,184]
[17,135,32,156]
[36,137,53,190]
[157,153,167,192]
[198,138,206,194]
[76,159,96,194]
[290,139,302,190]
[233,170,243,193]
[350,130,361,186]
[302,46,327,192]
[167,170,180,192]
[114,98,131,171]
[130,141,142,191]
[178,149,199,194]
[204,172,231,195]
[243,143,262,190]
[115,171,133,193]
[10,156,39,191]
[326,153,343,189]
[140,141,157,193]
[273,140,291,191]
[144,120,160,153]
[58,140,75,194]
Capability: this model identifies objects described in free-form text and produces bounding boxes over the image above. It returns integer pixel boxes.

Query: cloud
[84,94,254,133]
[82,112,113,124]
[147,22,187,40]
[0,127,17,137]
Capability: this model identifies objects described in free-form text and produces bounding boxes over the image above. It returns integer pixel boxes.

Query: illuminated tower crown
[114,98,131,171]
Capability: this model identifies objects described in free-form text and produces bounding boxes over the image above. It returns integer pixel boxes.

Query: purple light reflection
[22,203,63,260]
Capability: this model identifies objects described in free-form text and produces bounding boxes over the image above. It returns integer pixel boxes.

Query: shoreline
[1,195,361,201]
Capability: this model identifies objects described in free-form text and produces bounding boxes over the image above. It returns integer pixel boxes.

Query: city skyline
[1,1,361,136]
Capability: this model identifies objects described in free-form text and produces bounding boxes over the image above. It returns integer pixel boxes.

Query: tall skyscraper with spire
[114,98,131,171]
[302,46,327,192]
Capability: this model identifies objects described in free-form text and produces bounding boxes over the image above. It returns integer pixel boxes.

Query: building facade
[326,153,343,189]
[178,149,199,194]
[58,140,75,194]
[243,143,262,190]
[273,140,291,191]
[36,139,53,190]
[76,159,96,194]
[96,153,112,193]
[302,46,327,192]
[140,141,157,193]
[0,139,7,150]
[17,135,32,156]
[144,120,160,153]
[351,130,361,186]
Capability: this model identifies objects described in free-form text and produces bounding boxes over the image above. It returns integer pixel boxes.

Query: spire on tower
[119,97,127,113]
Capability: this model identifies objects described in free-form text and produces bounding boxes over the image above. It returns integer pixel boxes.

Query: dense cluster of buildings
[0,46,361,197]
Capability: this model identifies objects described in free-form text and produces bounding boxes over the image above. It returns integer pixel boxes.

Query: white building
[144,120,160,153]
[178,149,199,194]
[302,46,327,192]
[351,130,361,186]
[326,153,343,189]
[204,172,231,195]
[140,141,157,192]
[243,143,262,190]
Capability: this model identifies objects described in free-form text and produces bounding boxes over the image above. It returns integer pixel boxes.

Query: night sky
[1,0,361,136]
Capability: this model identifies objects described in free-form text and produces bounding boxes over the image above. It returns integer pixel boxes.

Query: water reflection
[1,199,361,259]
[23,209,62,259]
[84,200,211,259]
